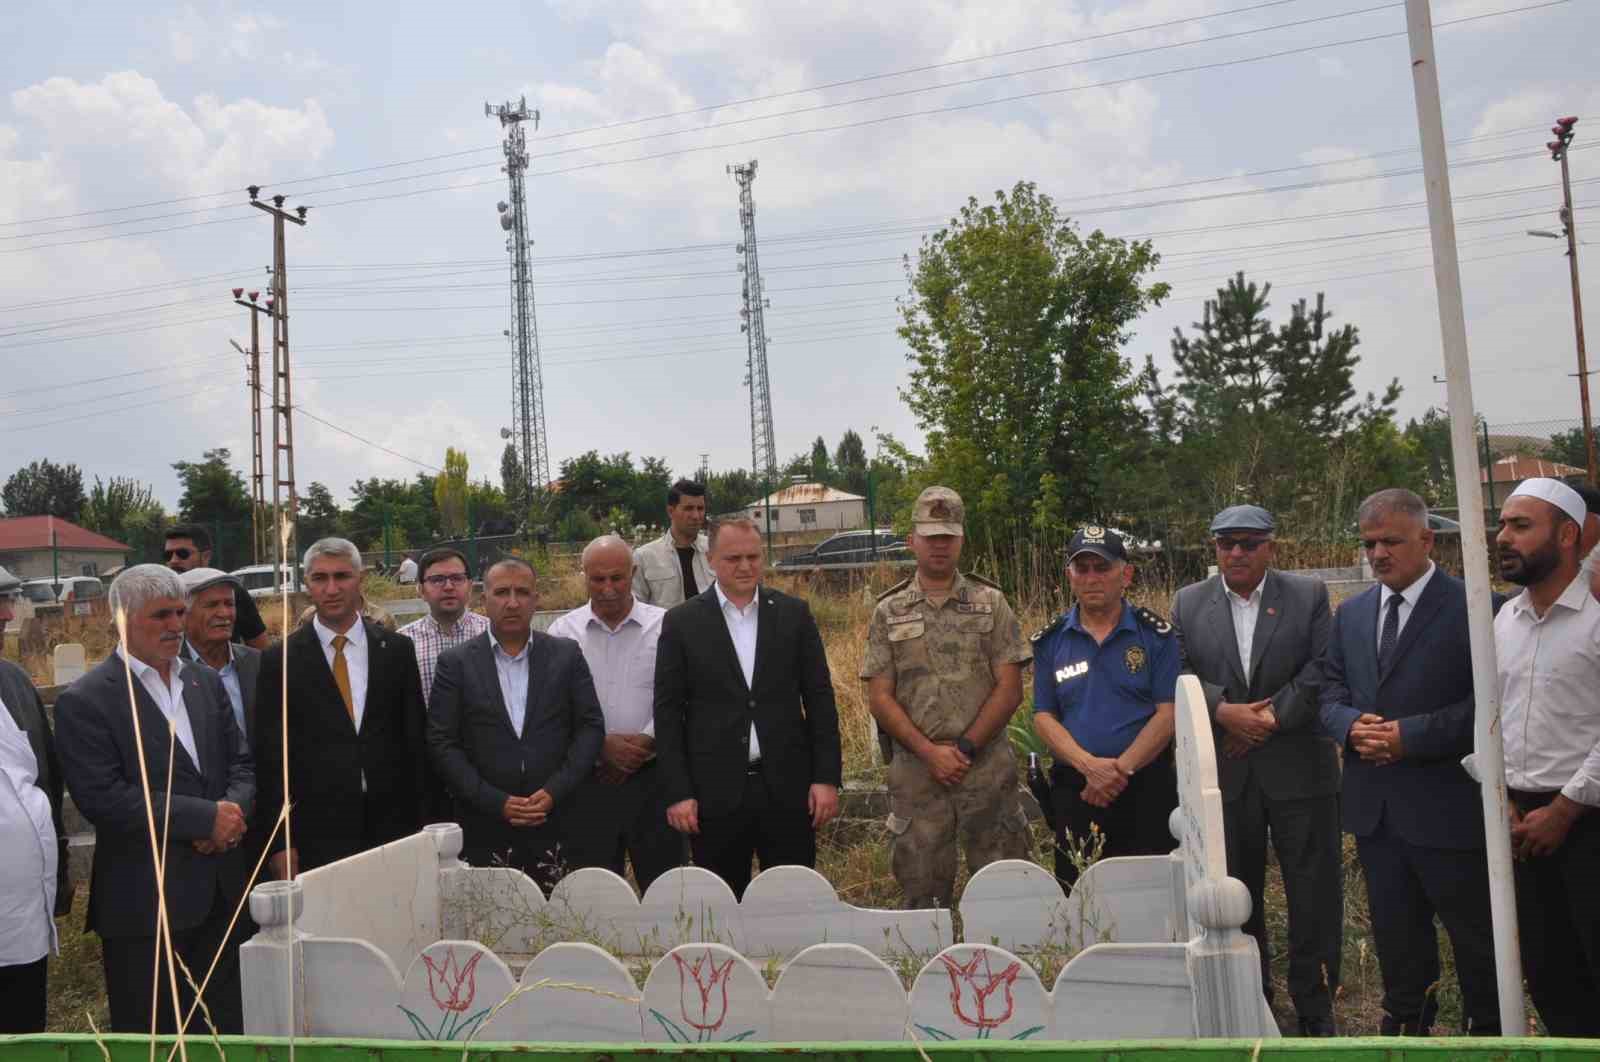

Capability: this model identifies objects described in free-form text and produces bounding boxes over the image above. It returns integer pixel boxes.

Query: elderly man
[654,517,841,898]
[398,547,489,707]
[1491,478,1600,1036]
[429,558,605,885]
[55,565,254,1034]
[548,536,682,891]
[255,538,431,878]
[1172,505,1340,1036]
[1320,488,1498,1036]
[0,564,69,1034]
[164,524,269,650]
[179,568,261,751]
[1032,527,1179,890]
[862,487,1033,909]
[633,479,714,608]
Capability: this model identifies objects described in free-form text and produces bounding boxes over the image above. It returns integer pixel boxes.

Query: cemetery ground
[8,562,1472,1038]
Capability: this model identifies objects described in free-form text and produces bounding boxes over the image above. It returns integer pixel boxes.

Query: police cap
[1067,525,1128,563]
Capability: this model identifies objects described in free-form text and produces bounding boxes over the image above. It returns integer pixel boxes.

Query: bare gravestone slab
[52,643,86,685]
[296,830,440,971]
[770,943,907,1042]
[638,866,744,952]
[481,942,642,1042]
[1051,942,1195,1039]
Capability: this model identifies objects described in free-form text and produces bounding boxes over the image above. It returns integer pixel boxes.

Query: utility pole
[1546,117,1595,482]
[487,96,551,526]
[730,159,777,553]
[231,288,270,564]
[247,186,308,592]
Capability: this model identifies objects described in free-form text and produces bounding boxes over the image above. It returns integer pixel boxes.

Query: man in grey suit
[427,557,605,887]
[54,565,254,1034]
[178,568,262,751]
[1172,505,1341,1037]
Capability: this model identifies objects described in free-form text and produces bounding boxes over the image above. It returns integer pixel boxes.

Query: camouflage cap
[913,486,965,536]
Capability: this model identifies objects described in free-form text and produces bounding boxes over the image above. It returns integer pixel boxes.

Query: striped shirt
[399,610,490,705]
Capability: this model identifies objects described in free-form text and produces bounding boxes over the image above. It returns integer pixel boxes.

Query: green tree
[3,459,87,521]
[704,468,760,516]
[434,448,470,536]
[834,430,869,495]
[348,477,435,551]
[809,436,832,484]
[1547,426,1595,474]
[172,449,252,563]
[499,443,525,521]
[81,476,168,561]
[299,481,343,545]
[898,180,1168,554]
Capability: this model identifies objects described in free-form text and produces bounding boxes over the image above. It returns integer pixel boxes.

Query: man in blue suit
[1319,488,1499,1036]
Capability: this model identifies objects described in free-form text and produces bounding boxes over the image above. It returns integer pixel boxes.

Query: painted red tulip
[675,949,736,1035]
[941,950,1021,1032]
[423,949,483,1014]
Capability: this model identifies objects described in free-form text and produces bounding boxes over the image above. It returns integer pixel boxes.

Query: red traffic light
[232,287,244,298]
[1549,140,1564,153]
[1556,116,1578,129]
[247,291,259,301]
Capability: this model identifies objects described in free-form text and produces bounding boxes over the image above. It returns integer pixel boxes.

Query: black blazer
[425,631,605,853]
[653,585,841,817]
[1319,569,1490,849]
[1,659,72,914]
[54,656,254,938]
[253,619,429,871]
[1173,570,1339,803]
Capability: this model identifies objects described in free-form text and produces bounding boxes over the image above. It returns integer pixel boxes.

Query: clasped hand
[502,789,553,827]
[1218,699,1277,759]
[1349,713,1403,766]
[194,800,246,854]
[1079,756,1130,808]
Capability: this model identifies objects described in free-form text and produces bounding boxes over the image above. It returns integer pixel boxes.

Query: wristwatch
[955,736,977,759]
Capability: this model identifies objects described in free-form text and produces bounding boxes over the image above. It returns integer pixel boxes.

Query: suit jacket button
[747,699,756,709]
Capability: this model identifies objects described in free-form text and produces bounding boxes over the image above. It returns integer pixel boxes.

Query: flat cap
[1209,504,1276,535]
[913,486,965,536]
[1068,525,1128,563]
[178,567,243,597]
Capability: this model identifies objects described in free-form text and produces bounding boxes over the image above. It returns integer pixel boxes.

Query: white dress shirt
[0,694,58,966]
[1224,579,1264,681]
[492,636,532,739]
[1494,573,1600,806]
[312,615,369,731]
[715,582,762,763]
[1376,561,1437,654]
[117,648,200,770]
[547,599,665,735]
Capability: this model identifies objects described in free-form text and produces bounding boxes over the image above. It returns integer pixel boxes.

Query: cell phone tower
[729,159,777,488]
[487,96,550,509]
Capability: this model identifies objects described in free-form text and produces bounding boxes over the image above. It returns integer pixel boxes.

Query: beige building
[0,515,130,580]
[740,482,868,534]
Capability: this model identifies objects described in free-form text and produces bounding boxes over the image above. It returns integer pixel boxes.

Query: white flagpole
[1403,0,1524,1034]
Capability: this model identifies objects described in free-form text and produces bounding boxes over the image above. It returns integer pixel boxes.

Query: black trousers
[1225,781,1343,1020]
[1049,756,1178,891]
[690,766,814,899]
[101,883,246,1035]
[0,956,47,1034]
[1511,789,1600,1037]
[562,764,686,893]
[1354,819,1500,1034]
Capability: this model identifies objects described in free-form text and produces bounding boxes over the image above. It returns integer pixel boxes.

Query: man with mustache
[1319,488,1499,1036]
[178,569,261,752]
[548,535,682,891]
[1491,477,1600,1036]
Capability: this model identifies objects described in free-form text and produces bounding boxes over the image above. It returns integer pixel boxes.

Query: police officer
[862,486,1034,908]
[1032,526,1179,890]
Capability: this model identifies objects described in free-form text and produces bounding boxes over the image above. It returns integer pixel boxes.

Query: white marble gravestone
[640,942,770,1044]
[296,827,443,970]
[396,941,517,1043]
[769,944,907,1042]
[52,642,86,685]
[907,943,1052,1042]
[483,942,643,1042]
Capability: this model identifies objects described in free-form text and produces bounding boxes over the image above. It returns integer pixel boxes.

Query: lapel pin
[1267,607,1276,616]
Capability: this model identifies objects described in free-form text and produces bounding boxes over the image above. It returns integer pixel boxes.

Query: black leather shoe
[1297,1015,1337,1037]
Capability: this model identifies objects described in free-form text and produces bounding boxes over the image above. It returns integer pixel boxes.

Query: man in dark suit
[1173,505,1341,1037]
[179,568,261,751]
[427,557,605,886]
[654,517,842,898]
[54,565,254,1034]
[255,538,430,878]
[1319,488,1500,1036]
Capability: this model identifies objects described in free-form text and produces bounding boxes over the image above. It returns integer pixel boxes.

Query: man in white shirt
[397,548,489,706]
[396,554,419,585]
[1492,477,1600,1037]
[548,536,682,891]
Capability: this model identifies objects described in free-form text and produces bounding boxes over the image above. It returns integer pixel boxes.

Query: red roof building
[0,516,131,581]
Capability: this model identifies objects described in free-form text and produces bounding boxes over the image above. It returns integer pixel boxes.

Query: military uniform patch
[1124,646,1147,674]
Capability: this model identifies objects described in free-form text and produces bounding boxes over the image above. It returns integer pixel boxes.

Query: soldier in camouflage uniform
[861,487,1034,908]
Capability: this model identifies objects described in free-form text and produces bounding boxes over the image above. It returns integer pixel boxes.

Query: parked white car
[230,563,301,599]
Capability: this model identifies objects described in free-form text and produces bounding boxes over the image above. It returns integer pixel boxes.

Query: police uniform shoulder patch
[1031,613,1067,644]
[963,570,1002,590]
[1134,606,1173,636]
[876,576,913,602]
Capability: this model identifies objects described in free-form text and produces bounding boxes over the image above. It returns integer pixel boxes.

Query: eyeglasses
[423,573,470,588]
[163,547,195,560]
[1215,537,1270,553]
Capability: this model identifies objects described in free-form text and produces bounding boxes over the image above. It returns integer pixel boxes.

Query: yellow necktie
[331,634,355,723]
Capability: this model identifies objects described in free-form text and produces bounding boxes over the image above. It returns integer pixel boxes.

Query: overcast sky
[1,0,1594,511]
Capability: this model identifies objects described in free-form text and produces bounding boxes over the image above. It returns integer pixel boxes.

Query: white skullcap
[1508,477,1588,526]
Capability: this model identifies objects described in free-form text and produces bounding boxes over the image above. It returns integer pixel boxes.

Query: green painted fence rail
[2,1038,1598,1061]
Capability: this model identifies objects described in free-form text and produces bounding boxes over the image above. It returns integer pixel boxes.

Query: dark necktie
[1377,594,1402,673]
